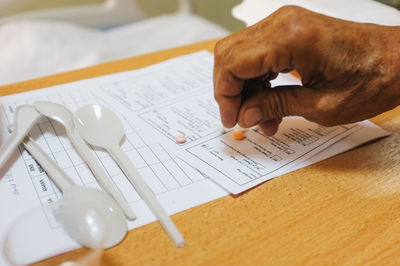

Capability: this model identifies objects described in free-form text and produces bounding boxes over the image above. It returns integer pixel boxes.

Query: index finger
[213,65,244,128]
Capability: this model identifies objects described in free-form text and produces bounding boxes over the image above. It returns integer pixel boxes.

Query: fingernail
[243,107,262,127]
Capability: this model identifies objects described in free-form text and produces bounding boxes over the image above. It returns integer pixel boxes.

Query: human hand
[213,6,400,135]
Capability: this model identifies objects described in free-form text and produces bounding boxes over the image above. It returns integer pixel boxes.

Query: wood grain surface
[2,39,400,266]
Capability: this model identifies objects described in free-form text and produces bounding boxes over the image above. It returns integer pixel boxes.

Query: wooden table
[2,39,400,265]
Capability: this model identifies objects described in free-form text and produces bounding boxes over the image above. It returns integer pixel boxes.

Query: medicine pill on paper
[232,131,245,140]
[175,135,187,144]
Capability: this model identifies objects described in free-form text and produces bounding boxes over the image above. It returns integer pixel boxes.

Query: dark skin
[213,6,400,135]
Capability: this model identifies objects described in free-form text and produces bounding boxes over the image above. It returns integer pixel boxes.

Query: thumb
[237,85,314,128]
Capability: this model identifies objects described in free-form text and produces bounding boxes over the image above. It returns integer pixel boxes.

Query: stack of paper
[0,51,388,264]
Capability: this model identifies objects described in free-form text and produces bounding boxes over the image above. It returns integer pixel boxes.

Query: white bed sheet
[0,13,229,85]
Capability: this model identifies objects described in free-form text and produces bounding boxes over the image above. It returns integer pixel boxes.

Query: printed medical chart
[137,96,347,193]
[96,51,389,194]
[0,51,388,264]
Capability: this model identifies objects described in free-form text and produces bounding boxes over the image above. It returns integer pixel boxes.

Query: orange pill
[232,130,245,140]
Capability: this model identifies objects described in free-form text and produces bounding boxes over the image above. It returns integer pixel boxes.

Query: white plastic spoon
[13,128,127,249]
[75,104,185,247]
[33,101,136,220]
[0,105,42,171]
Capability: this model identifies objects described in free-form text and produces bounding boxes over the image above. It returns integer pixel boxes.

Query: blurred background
[0,0,244,85]
[0,0,398,86]
[377,0,400,8]
[0,0,245,31]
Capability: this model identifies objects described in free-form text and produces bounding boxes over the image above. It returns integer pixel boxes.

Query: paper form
[0,51,388,264]
[132,95,384,193]
[95,51,388,194]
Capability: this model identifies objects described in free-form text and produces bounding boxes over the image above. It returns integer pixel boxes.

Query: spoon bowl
[33,101,75,129]
[74,104,125,148]
[17,131,127,249]
[3,202,105,265]
[61,186,127,249]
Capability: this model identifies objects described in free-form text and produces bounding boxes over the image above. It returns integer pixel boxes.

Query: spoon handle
[0,105,42,171]
[0,131,19,171]
[108,145,185,247]
[68,129,136,220]
[22,135,74,192]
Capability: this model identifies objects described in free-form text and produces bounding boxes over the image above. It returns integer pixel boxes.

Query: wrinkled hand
[214,6,400,135]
